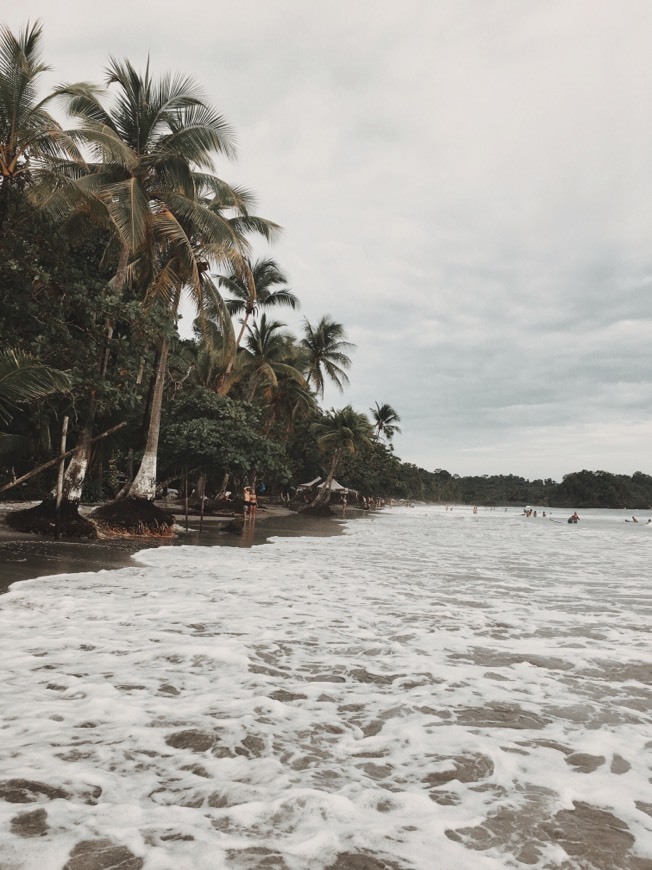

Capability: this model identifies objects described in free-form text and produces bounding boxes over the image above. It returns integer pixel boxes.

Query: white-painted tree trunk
[48,318,116,506]
[60,439,89,502]
[126,337,169,500]
[49,423,91,504]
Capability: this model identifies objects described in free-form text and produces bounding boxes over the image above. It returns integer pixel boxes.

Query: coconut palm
[370,402,401,442]
[189,313,235,391]
[221,257,298,342]
[241,314,308,404]
[264,371,317,437]
[300,316,354,397]
[59,58,278,527]
[0,21,81,222]
[46,59,235,516]
[309,405,373,508]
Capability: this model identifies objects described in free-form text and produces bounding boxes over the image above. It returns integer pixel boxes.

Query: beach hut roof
[322,479,359,494]
[297,477,358,494]
[298,477,322,489]
[326,479,347,491]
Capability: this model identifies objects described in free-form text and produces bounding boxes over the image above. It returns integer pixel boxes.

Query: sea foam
[0,506,650,869]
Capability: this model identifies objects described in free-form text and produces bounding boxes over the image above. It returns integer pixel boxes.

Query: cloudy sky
[8,1,652,480]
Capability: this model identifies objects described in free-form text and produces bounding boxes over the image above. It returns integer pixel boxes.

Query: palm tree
[188,314,235,391]
[370,402,401,442]
[222,257,298,342]
[214,257,298,392]
[58,58,277,526]
[309,405,373,509]
[0,349,70,449]
[300,316,354,397]
[241,314,308,404]
[0,21,81,223]
[264,371,317,437]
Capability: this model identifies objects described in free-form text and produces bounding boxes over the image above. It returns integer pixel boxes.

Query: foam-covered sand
[0,506,650,868]
[0,503,340,594]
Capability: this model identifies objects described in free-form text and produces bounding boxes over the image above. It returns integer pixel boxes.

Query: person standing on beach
[243,486,252,520]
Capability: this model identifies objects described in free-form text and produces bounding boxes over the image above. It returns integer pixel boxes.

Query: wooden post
[199,476,206,536]
[54,416,69,540]
[184,473,189,533]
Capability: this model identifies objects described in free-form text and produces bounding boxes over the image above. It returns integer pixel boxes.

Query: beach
[0,505,650,869]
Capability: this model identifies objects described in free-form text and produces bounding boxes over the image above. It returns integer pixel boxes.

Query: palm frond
[0,350,70,424]
[99,177,150,251]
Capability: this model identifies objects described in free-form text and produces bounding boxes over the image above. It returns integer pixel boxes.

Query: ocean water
[0,505,651,870]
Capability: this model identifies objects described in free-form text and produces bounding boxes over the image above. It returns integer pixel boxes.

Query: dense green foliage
[549,470,652,510]
[159,387,291,490]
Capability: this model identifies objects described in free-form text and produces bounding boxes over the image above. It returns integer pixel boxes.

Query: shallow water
[0,506,650,869]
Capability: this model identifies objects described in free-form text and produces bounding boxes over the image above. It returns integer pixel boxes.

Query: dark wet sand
[0,505,346,595]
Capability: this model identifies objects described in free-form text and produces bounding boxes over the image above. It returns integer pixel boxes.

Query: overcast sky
[8,1,652,480]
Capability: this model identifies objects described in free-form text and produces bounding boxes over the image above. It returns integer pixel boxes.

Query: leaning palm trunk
[217,472,230,499]
[126,337,169,500]
[90,336,174,535]
[309,449,341,509]
[215,309,250,396]
[217,260,257,394]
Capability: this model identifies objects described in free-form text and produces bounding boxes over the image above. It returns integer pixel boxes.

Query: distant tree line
[388,469,652,510]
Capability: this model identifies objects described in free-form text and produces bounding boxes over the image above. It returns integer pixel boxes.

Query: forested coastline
[2,22,649,536]
[418,469,652,510]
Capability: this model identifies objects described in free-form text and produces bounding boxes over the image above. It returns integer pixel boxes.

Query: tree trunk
[310,450,341,508]
[54,417,69,540]
[89,281,182,535]
[216,310,250,396]
[3,422,127,537]
[49,249,126,505]
[139,346,161,448]
[217,471,230,499]
[48,319,114,506]
[125,336,169,500]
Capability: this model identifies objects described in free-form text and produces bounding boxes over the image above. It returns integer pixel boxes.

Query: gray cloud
[7,0,652,480]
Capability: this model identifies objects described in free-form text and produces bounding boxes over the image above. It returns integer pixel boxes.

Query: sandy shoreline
[0,502,345,595]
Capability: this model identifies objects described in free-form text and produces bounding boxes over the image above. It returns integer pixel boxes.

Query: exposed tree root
[300,504,336,518]
[5,499,97,538]
[211,496,242,513]
[186,496,239,514]
[222,518,244,535]
[90,498,176,538]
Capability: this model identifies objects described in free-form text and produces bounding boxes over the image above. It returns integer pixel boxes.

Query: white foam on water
[0,506,650,869]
